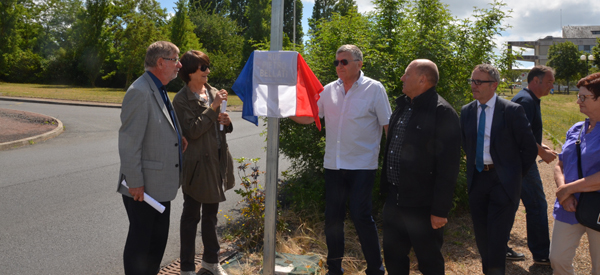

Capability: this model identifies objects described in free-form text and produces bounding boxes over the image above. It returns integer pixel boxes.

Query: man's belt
[482,164,494,171]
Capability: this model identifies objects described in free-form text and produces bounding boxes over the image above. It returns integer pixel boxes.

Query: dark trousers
[122,195,171,275]
[469,170,519,275]
[180,193,220,272]
[324,169,384,275]
[383,194,445,275]
[514,164,550,259]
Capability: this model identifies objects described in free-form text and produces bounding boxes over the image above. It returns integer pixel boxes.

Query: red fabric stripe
[296,54,324,130]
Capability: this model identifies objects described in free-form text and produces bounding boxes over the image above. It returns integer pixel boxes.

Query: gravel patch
[0,109,58,143]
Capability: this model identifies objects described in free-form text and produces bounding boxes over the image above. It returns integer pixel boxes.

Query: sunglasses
[163,57,180,63]
[333,59,360,67]
[199,65,210,72]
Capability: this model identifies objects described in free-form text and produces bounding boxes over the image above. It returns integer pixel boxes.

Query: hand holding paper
[121,180,166,213]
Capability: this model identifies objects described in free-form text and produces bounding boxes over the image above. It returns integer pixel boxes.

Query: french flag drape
[232,51,324,130]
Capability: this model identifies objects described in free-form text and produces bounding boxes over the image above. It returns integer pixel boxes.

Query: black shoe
[506,247,525,261]
[533,258,551,266]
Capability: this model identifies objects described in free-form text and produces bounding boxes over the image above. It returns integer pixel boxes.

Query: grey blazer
[117,72,182,202]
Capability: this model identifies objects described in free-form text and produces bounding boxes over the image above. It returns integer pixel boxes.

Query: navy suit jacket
[460,96,538,202]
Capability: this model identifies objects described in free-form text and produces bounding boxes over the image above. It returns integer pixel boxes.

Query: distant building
[508,26,600,66]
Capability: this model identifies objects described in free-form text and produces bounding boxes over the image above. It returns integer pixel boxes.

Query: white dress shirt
[477,93,497,165]
[318,71,392,170]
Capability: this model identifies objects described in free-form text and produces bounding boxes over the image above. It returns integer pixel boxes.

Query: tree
[229,0,249,32]
[189,0,229,14]
[189,9,244,89]
[283,0,303,45]
[72,0,111,87]
[170,0,202,54]
[0,0,25,80]
[591,38,600,69]
[334,0,356,17]
[110,0,169,88]
[547,41,585,93]
[308,0,335,33]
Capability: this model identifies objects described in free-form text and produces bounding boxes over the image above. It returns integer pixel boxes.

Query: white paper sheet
[220,100,227,131]
[121,180,166,213]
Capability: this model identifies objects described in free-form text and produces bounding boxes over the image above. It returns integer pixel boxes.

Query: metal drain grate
[158,248,238,275]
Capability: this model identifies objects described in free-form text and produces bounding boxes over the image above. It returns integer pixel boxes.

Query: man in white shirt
[293,44,391,275]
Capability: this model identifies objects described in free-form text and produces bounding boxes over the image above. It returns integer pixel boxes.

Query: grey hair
[144,41,179,70]
[473,63,500,83]
[336,44,363,61]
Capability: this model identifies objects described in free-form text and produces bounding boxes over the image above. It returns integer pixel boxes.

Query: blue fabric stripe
[232,51,258,126]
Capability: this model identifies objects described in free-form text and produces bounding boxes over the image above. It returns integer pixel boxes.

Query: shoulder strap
[576,124,584,179]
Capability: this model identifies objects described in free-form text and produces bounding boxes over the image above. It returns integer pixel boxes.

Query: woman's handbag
[574,125,600,232]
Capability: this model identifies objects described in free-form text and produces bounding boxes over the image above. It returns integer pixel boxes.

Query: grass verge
[0,82,243,107]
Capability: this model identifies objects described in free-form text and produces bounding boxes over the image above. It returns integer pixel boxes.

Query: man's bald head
[401,59,440,99]
[412,59,439,87]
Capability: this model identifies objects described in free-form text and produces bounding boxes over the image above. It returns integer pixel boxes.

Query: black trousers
[383,192,445,275]
[122,195,171,275]
[469,170,519,275]
[179,193,220,272]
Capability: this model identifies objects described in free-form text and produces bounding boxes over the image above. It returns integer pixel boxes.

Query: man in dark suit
[460,64,537,275]
[118,41,188,275]
[381,59,461,275]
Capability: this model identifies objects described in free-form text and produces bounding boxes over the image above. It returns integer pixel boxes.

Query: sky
[158,0,600,68]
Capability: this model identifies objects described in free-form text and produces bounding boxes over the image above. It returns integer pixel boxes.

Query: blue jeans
[519,164,550,259]
[324,169,384,275]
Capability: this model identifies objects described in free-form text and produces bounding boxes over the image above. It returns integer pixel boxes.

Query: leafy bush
[225,157,288,251]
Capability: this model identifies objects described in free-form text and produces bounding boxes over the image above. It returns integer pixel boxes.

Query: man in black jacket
[381,59,462,274]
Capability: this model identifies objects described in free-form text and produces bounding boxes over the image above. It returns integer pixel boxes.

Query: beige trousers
[550,219,600,275]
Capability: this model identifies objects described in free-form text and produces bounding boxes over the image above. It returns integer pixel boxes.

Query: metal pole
[264,0,284,274]
[293,0,296,50]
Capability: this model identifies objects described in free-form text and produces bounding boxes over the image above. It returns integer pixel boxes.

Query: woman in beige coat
[172,50,235,275]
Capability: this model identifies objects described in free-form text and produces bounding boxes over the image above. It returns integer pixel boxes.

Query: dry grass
[225,135,594,274]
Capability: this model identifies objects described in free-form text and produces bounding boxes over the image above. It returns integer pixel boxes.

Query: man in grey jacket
[117,41,188,275]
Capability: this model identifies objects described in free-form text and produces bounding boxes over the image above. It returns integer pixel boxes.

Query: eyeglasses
[577,94,595,102]
[333,59,360,67]
[468,79,496,85]
[163,57,180,63]
[199,65,210,72]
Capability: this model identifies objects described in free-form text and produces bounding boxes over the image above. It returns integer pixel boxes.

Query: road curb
[0,114,64,151]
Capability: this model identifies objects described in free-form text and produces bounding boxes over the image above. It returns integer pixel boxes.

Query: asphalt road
[0,100,290,274]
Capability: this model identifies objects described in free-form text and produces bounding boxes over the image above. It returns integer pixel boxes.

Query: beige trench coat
[172,84,235,204]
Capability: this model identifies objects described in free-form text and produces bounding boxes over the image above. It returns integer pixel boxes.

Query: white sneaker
[180,271,196,275]
[201,260,228,275]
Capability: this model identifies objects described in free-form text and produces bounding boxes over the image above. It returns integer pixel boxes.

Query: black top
[381,87,462,218]
[511,88,542,144]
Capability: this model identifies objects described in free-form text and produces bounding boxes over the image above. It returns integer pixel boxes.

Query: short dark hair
[527,65,555,83]
[577,72,600,99]
[178,50,210,84]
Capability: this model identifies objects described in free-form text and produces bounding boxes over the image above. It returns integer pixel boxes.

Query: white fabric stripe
[252,51,298,117]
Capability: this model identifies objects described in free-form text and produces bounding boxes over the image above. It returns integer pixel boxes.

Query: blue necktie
[476,104,487,172]
[160,87,183,172]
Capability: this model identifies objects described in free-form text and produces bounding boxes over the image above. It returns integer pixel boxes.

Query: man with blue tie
[118,41,188,275]
[460,64,537,275]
